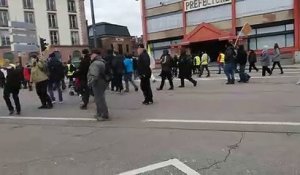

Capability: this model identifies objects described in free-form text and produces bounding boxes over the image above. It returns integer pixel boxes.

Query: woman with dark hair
[271,43,284,74]
[248,50,259,72]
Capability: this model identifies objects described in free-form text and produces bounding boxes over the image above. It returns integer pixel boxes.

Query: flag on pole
[241,23,252,36]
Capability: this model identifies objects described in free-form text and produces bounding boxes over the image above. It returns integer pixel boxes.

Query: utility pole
[90,0,97,48]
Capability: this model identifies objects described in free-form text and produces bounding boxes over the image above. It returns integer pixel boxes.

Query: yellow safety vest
[201,54,209,65]
[67,64,74,76]
[219,53,225,63]
[195,56,201,66]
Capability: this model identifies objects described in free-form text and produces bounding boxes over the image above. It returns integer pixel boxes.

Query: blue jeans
[48,81,63,102]
[224,63,235,83]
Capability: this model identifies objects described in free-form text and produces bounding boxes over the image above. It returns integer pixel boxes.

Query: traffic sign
[10,21,39,52]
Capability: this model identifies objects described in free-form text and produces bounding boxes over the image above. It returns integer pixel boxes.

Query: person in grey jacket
[87,49,109,121]
[261,46,272,77]
[271,43,284,74]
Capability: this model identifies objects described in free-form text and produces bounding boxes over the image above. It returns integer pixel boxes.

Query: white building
[0,0,88,63]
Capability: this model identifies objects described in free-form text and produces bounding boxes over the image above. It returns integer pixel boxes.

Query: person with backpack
[123,54,138,92]
[87,49,110,121]
[73,49,91,110]
[236,45,250,83]
[178,48,197,88]
[157,49,174,91]
[248,50,259,72]
[261,46,272,77]
[199,51,210,78]
[30,55,53,109]
[224,43,237,84]
[47,52,65,104]
[3,64,22,115]
[271,43,284,74]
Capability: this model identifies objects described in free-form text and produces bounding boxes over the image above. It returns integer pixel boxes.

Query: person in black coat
[236,45,250,83]
[3,64,22,115]
[0,68,5,88]
[157,49,174,91]
[178,48,197,88]
[111,50,124,93]
[47,52,65,103]
[73,49,91,109]
[248,50,259,72]
[137,44,153,105]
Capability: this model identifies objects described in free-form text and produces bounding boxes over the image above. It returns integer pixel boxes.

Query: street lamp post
[90,0,97,48]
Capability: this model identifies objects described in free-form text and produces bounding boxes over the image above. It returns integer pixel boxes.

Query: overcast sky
[84,0,143,36]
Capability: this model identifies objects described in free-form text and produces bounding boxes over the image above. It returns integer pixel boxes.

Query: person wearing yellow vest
[194,54,201,74]
[199,52,210,77]
[217,51,225,74]
[66,61,76,88]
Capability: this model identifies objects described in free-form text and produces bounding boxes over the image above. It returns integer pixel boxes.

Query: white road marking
[118,158,200,175]
[144,119,300,126]
[0,116,96,121]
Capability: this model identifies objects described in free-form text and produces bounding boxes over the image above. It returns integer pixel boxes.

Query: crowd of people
[0,41,297,120]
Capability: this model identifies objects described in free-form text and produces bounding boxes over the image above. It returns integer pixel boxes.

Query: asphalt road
[0,68,300,175]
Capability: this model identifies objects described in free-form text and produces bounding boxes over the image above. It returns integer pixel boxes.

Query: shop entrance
[190,40,227,62]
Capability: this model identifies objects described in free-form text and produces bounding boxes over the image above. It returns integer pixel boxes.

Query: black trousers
[140,77,153,102]
[36,80,52,107]
[262,66,272,76]
[114,73,123,91]
[271,62,283,73]
[80,81,90,107]
[249,62,259,72]
[3,87,21,112]
[180,77,196,87]
[199,65,210,77]
[159,71,174,89]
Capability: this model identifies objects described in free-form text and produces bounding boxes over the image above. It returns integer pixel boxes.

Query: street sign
[12,35,37,44]
[11,44,40,53]
[10,21,39,52]
[10,21,36,30]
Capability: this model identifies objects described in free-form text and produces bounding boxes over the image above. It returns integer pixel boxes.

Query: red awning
[183,23,234,43]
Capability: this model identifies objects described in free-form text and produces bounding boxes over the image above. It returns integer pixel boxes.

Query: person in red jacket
[23,64,32,91]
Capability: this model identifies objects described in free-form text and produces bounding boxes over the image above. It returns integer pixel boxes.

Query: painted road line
[0,116,96,121]
[119,158,200,175]
[144,119,300,126]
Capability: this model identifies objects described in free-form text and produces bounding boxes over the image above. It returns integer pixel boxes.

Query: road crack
[198,133,245,171]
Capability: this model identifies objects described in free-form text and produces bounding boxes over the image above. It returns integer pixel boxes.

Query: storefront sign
[185,0,232,12]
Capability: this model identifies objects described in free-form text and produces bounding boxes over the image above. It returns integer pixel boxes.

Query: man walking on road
[137,44,153,105]
[73,49,91,110]
[47,52,65,104]
[87,50,109,121]
[178,48,197,88]
[123,54,138,92]
[157,49,174,91]
[3,64,22,115]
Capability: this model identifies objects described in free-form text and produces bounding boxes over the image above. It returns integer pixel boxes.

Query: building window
[126,44,129,53]
[48,13,58,28]
[118,44,123,55]
[46,0,56,11]
[68,0,76,12]
[23,0,33,9]
[0,30,10,46]
[0,10,9,27]
[71,31,80,45]
[0,0,8,7]
[69,15,78,29]
[50,31,59,45]
[24,12,35,24]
